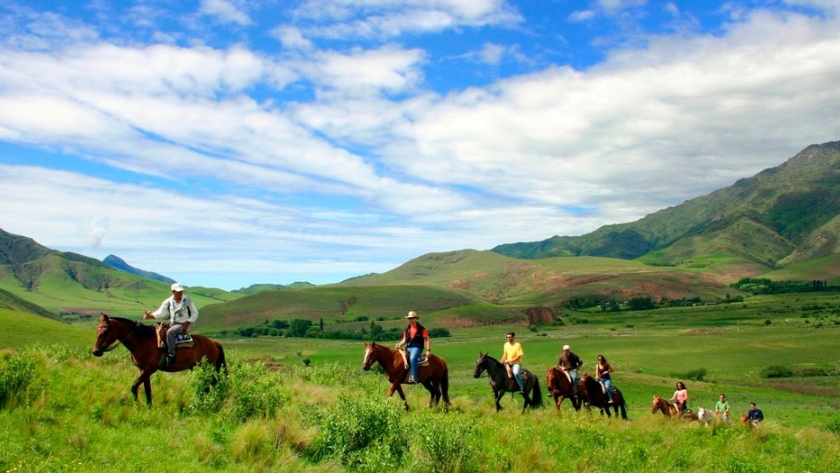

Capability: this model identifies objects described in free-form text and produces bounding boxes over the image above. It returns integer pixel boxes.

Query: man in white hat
[394,310,431,384]
[557,344,583,401]
[144,282,199,366]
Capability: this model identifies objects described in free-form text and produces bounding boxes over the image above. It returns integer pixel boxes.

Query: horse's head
[91,313,119,357]
[472,352,488,378]
[362,342,378,371]
[651,396,662,414]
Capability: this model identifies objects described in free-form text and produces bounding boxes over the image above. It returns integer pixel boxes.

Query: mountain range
[2,140,839,328]
[493,140,840,270]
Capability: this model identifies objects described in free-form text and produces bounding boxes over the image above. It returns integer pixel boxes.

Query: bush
[409,412,477,473]
[761,365,793,378]
[0,352,37,407]
[308,394,406,469]
[227,362,290,421]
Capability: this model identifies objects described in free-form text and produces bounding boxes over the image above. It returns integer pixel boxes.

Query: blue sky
[1,0,839,290]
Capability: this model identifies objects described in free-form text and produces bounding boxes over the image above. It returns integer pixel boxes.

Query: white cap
[171,282,185,292]
[563,345,570,350]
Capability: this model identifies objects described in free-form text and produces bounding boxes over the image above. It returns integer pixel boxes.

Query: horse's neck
[376,347,401,371]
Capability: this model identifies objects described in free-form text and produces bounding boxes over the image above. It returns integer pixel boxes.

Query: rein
[96,320,145,352]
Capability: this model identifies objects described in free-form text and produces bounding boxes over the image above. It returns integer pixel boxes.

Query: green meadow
[2,292,840,472]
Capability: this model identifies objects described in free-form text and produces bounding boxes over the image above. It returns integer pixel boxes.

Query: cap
[563,345,570,350]
[406,311,419,319]
[171,283,185,292]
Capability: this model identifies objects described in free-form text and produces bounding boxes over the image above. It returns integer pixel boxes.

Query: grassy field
[3,292,840,471]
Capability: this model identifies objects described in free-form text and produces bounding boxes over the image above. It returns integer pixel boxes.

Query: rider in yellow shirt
[500,332,525,393]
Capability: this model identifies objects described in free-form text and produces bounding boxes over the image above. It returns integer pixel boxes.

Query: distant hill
[103,255,175,284]
[493,140,840,271]
[232,282,316,295]
[0,228,242,318]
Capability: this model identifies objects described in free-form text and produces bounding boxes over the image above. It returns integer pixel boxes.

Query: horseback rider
[557,344,583,401]
[143,282,198,366]
[670,381,689,414]
[595,354,615,404]
[394,311,430,384]
[500,332,525,394]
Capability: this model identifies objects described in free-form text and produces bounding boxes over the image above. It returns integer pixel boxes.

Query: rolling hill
[0,228,242,319]
[493,140,840,270]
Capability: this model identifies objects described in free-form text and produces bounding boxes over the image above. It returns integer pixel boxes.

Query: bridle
[94,319,143,353]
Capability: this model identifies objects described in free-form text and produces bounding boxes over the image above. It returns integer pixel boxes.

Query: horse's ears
[99,313,110,321]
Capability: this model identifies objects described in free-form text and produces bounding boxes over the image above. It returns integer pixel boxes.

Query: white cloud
[199,0,252,26]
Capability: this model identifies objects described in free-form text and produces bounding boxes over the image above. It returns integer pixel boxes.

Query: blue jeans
[407,346,421,380]
[511,363,524,391]
[569,369,578,387]
[601,378,613,401]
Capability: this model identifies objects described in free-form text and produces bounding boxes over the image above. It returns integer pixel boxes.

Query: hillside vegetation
[494,140,840,271]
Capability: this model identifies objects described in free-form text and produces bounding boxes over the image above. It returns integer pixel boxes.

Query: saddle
[505,370,529,391]
[155,324,195,349]
[398,349,429,370]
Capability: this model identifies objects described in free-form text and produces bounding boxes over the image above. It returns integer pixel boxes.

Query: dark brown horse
[546,367,586,412]
[580,374,627,419]
[362,342,450,411]
[91,313,227,405]
[651,395,698,420]
[473,353,544,413]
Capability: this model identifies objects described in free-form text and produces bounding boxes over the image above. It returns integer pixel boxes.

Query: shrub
[761,365,793,378]
[307,394,406,469]
[188,359,230,414]
[409,412,477,473]
[0,352,37,407]
[227,361,290,421]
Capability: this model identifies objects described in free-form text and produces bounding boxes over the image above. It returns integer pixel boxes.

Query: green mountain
[0,228,242,318]
[493,140,840,270]
[103,254,175,284]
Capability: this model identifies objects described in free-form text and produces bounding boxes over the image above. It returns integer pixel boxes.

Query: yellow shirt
[502,341,524,364]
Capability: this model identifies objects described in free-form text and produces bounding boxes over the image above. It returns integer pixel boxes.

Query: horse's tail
[441,361,451,405]
[531,378,545,409]
[619,396,628,420]
[215,342,228,375]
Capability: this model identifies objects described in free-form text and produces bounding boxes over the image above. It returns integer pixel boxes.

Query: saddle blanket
[155,325,195,348]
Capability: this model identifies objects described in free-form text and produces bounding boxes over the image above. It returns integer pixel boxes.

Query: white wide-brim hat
[406,311,419,319]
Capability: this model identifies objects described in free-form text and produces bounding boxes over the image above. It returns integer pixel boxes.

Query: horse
[580,373,627,419]
[362,342,450,411]
[546,366,586,412]
[651,395,698,421]
[473,353,544,413]
[696,407,716,426]
[91,313,227,405]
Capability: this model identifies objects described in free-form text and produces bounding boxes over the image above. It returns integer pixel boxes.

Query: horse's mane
[109,317,156,341]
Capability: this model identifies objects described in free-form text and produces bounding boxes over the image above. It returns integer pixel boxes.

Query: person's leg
[166,324,184,359]
[407,347,421,381]
[512,364,524,391]
[604,378,613,402]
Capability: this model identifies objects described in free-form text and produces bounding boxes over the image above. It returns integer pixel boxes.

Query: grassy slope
[0,308,91,350]
[0,256,241,318]
[199,250,749,330]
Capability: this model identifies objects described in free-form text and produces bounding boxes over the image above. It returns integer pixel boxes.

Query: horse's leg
[131,368,155,405]
[422,380,438,408]
[494,389,504,412]
[391,383,409,411]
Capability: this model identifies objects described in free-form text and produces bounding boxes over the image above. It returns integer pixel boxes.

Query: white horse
[697,407,716,426]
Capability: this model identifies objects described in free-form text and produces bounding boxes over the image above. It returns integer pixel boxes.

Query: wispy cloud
[0,1,838,288]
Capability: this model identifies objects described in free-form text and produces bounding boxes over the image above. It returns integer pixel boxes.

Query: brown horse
[362,342,450,411]
[651,395,698,420]
[91,313,227,405]
[546,367,586,412]
[580,374,628,419]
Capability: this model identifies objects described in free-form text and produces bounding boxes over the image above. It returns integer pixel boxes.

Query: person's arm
[395,332,406,349]
[757,410,764,421]
[424,331,431,355]
[183,298,199,330]
[144,299,169,320]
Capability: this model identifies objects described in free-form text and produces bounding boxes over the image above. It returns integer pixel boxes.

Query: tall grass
[2,345,840,472]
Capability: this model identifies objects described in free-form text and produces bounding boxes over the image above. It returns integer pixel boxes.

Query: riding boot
[166,354,176,366]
